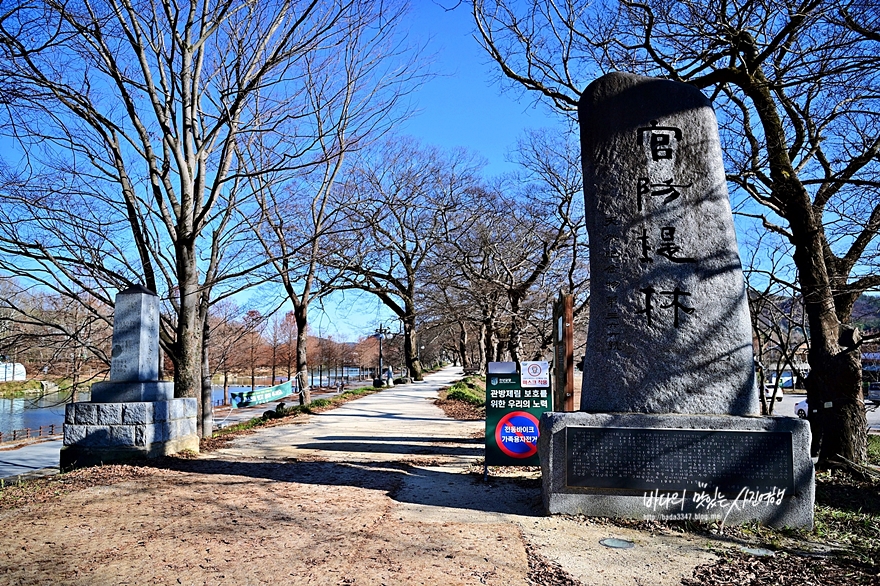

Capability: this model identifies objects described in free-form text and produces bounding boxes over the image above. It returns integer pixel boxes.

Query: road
[0,438,62,480]
[767,390,880,432]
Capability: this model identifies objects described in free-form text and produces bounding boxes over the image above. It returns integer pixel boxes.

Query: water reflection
[1,368,367,437]
[0,390,90,437]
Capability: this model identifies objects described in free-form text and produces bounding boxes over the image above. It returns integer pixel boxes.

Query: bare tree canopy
[327,136,487,381]
[0,0,416,433]
[473,0,880,466]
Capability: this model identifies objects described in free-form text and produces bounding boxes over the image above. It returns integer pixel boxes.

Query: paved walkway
[0,384,352,481]
[0,437,62,480]
[202,366,719,585]
[214,368,483,466]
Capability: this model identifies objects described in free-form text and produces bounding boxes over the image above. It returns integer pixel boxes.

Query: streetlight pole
[374,324,390,386]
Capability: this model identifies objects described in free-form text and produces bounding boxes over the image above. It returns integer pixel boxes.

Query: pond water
[0,368,367,438]
[0,390,91,438]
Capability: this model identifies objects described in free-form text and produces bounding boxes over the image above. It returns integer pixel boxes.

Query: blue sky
[399,1,563,176]
[303,1,567,341]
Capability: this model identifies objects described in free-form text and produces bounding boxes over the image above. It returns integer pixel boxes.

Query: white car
[867,382,880,406]
[763,385,783,402]
[795,399,808,419]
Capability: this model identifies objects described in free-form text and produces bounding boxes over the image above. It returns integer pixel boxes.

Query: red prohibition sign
[495,411,540,458]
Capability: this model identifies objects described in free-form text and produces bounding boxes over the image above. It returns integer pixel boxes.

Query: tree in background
[429,129,586,367]
[473,0,880,467]
[242,310,267,392]
[0,0,396,436]
[207,301,252,406]
[328,137,485,381]
[0,279,112,401]
[243,0,420,403]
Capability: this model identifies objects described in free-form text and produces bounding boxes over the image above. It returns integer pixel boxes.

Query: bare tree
[744,230,810,415]
[0,279,112,401]
[240,0,420,403]
[206,300,252,406]
[472,0,880,467]
[0,0,394,436]
[429,129,585,366]
[275,311,298,385]
[328,137,486,381]
[241,310,267,392]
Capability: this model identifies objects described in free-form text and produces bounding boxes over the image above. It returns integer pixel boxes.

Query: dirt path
[0,368,723,585]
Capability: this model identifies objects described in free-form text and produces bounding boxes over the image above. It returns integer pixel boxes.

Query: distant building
[0,362,26,382]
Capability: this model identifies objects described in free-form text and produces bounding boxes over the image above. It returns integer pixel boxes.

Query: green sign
[485,369,552,466]
[230,380,293,408]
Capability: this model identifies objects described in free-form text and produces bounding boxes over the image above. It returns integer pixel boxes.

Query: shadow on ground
[145,456,543,518]
[287,436,484,458]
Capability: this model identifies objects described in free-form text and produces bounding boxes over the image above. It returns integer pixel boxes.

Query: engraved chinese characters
[578,72,757,415]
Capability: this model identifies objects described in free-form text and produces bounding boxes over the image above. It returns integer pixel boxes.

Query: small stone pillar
[61,285,198,470]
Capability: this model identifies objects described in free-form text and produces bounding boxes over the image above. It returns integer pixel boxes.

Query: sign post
[485,361,552,470]
[552,292,575,411]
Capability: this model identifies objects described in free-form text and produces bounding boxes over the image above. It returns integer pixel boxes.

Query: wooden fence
[0,424,60,444]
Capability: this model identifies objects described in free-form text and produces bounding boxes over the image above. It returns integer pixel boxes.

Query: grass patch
[811,467,880,566]
[867,434,880,466]
[444,377,485,406]
[813,503,879,565]
[0,380,43,397]
[435,376,486,421]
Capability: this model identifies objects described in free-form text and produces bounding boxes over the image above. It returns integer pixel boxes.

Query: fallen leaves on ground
[683,551,880,586]
[525,541,584,586]
[0,464,165,512]
[434,394,485,420]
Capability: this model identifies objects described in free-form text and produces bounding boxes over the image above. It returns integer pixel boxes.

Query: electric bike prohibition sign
[495,411,540,458]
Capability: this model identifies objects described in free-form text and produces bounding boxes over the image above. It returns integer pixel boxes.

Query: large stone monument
[61,285,198,470]
[538,73,814,528]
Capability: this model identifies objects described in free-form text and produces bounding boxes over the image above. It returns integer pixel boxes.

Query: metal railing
[0,424,61,444]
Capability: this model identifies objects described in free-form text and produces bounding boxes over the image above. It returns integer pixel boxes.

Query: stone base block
[60,435,199,471]
[538,412,814,529]
[90,380,174,402]
[62,398,198,471]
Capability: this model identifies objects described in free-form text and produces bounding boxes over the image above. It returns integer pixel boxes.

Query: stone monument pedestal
[61,285,199,471]
[61,398,199,470]
[543,72,816,529]
[538,412,814,528]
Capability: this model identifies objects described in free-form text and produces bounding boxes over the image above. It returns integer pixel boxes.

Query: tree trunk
[744,68,868,467]
[295,306,310,405]
[175,247,202,402]
[783,179,867,465]
[458,322,469,370]
[403,314,423,381]
[250,347,256,391]
[199,317,213,438]
[482,314,500,366]
[507,292,524,363]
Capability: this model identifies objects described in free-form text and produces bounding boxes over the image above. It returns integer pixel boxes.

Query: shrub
[446,381,484,406]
